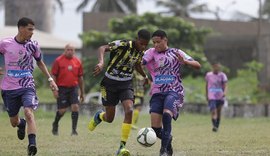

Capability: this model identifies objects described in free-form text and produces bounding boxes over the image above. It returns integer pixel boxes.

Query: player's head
[152,30,168,52]
[135,29,150,52]
[17,17,35,41]
[64,43,75,59]
[211,62,221,73]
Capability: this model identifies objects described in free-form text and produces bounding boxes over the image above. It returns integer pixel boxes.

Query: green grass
[0,110,269,156]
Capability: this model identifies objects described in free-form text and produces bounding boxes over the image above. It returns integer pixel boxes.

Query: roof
[0,26,82,49]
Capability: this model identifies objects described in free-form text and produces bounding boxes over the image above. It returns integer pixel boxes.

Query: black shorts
[100,77,134,106]
[57,86,79,109]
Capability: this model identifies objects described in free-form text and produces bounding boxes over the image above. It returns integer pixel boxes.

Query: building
[0,26,82,66]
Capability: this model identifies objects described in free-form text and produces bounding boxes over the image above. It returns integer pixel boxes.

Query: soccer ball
[137,127,157,147]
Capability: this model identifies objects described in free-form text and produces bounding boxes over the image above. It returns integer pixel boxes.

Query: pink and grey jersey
[0,37,42,90]
[205,71,228,100]
[143,47,193,98]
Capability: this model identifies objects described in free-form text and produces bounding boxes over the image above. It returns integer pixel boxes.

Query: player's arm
[176,51,201,69]
[36,60,58,91]
[93,44,110,76]
[205,81,209,101]
[78,75,85,103]
[135,63,150,85]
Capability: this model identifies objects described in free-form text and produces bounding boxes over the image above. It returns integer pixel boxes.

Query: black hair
[137,29,151,41]
[17,17,35,28]
[152,29,167,38]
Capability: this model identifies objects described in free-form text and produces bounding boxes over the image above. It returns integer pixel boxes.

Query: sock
[152,127,162,139]
[120,123,132,145]
[162,112,172,149]
[54,111,63,124]
[99,112,106,121]
[212,119,217,128]
[71,112,79,131]
[217,118,220,128]
[28,134,36,145]
[17,118,26,128]
[132,109,139,125]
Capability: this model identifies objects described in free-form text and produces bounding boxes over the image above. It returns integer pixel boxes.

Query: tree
[80,13,212,92]
[156,0,209,18]
[76,0,137,13]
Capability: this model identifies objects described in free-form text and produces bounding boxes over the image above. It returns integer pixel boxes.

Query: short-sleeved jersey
[205,71,228,100]
[0,37,42,90]
[105,40,144,81]
[143,48,193,97]
[51,54,83,87]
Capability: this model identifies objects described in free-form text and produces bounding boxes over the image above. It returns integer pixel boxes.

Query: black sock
[17,118,26,128]
[71,112,79,131]
[54,111,63,124]
[217,118,220,128]
[212,119,217,128]
[162,112,172,149]
[28,134,36,145]
[152,127,162,139]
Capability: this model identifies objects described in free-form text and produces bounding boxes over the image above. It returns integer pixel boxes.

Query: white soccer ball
[137,127,157,147]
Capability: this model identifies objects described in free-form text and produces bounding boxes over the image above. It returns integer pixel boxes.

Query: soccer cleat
[167,136,173,156]
[212,127,218,132]
[71,130,78,136]
[17,119,26,140]
[88,110,103,131]
[116,147,130,156]
[27,144,37,156]
[52,122,58,135]
[160,147,168,156]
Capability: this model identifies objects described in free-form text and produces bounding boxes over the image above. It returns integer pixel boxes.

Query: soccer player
[0,17,58,156]
[131,70,148,130]
[88,29,150,156]
[142,30,201,156]
[205,62,228,132]
[51,43,85,136]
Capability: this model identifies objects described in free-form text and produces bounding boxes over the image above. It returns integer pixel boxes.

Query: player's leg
[24,107,37,156]
[22,88,38,156]
[2,89,26,140]
[209,100,218,132]
[116,86,134,156]
[71,104,79,135]
[149,93,167,155]
[216,100,224,129]
[52,87,68,135]
[162,91,180,156]
[132,97,143,129]
[88,84,118,131]
[70,87,80,135]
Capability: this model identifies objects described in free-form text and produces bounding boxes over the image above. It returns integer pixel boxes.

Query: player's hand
[93,63,104,76]
[52,90,59,99]
[175,52,186,64]
[143,77,151,86]
[80,94,84,103]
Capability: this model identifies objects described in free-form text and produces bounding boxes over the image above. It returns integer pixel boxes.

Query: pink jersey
[205,71,228,100]
[0,37,42,90]
[143,48,193,97]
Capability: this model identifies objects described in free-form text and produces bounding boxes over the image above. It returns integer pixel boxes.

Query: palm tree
[76,0,137,14]
[156,0,209,18]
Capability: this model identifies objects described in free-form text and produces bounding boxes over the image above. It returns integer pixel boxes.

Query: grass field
[0,110,270,156]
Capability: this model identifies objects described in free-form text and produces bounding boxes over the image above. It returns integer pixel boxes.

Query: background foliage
[80,13,212,93]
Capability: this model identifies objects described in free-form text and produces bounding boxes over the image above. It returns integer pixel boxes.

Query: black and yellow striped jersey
[105,40,143,81]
